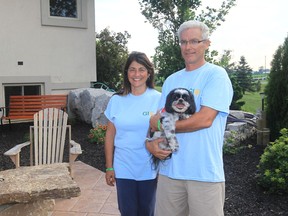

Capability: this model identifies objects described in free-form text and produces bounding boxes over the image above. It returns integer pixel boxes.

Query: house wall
[0,0,96,107]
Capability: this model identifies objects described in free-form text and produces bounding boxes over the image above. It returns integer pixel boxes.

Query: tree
[235,56,255,94]
[138,0,236,78]
[216,50,235,73]
[215,50,244,110]
[96,28,130,90]
[229,76,245,110]
[265,37,288,141]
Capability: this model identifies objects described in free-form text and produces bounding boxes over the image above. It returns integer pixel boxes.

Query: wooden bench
[0,94,67,125]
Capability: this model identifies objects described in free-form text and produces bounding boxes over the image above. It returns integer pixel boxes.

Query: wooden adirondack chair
[4,108,82,177]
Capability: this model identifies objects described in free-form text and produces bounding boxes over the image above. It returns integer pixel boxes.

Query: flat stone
[0,163,80,205]
[0,199,55,216]
[226,122,247,132]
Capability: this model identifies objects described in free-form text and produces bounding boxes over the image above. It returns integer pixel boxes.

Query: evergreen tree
[229,76,245,110]
[265,37,288,141]
[235,56,254,94]
[215,50,244,110]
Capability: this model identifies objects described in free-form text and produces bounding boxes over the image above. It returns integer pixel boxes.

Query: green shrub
[223,131,250,155]
[87,124,107,144]
[257,128,288,194]
[223,144,247,155]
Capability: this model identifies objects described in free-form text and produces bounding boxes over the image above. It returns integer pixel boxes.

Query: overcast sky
[95,0,288,71]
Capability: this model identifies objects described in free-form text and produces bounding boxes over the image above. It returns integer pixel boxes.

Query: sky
[94,0,288,71]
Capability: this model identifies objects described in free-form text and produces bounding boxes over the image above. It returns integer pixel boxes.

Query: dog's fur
[148,88,196,168]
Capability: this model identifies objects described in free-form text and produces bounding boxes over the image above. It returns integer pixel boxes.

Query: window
[41,0,87,28]
[49,0,78,18]
[4,85,42,107]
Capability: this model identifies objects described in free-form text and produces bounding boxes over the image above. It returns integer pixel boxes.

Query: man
[146,20,233,216]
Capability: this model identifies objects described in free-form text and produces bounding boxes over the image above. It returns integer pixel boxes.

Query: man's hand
[146,138,172,160]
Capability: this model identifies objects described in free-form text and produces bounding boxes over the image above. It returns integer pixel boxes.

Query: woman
[104,51,161,216]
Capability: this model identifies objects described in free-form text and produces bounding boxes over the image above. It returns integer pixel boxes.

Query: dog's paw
[165,136,179,151]
[170,143,179,152]
[158,139,170,150]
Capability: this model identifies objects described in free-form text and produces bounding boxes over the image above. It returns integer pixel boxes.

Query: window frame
[40,0,87,29]
[3,84,44,107]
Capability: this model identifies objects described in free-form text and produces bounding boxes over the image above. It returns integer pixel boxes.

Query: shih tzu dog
[148,87,196,168]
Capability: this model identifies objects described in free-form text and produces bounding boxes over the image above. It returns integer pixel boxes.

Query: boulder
[68,88,114,127]
[225,111,258,146]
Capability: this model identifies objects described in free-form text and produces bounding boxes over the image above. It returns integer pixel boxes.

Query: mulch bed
[0,121,287,215]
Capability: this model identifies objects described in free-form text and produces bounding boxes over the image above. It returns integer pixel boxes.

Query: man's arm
[176,106,218,132]
[150,106,218,133]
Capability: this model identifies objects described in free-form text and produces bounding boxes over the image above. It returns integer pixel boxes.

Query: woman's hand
[150,112,161,132]
[105,170,116,186]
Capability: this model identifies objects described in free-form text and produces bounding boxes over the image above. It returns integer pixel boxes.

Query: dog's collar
[160,108,166,113]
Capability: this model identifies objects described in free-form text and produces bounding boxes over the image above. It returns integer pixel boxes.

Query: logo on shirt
[188,88,200,96]
[142,111,155,116]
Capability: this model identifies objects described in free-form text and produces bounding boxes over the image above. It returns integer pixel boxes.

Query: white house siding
[0,0,96,107]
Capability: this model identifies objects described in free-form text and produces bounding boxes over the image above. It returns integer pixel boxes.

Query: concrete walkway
[49,161,120,216]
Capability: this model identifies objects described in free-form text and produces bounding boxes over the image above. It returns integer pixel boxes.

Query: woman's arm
[105,120,116,186]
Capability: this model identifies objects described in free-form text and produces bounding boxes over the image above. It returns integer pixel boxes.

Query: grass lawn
[155,86,162,92]
[240,91,262,114]
[240,81,267,114]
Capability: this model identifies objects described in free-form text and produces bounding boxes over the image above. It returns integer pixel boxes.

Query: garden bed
[0,121,287,215]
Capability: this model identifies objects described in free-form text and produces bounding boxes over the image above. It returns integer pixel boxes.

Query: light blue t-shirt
[104,88,161,180]
[158,62,233,182]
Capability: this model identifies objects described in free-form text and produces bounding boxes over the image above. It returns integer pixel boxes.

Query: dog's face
[165,88,196,114]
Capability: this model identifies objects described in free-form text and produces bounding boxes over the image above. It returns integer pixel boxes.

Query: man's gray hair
[177,20,210,40]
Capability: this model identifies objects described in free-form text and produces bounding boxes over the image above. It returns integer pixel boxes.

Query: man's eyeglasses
[179,39,206,46]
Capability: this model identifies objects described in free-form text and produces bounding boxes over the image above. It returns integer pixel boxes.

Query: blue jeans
[116,178,157,216]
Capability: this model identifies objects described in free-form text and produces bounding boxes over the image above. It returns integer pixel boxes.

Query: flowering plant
[88,124,107,144]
